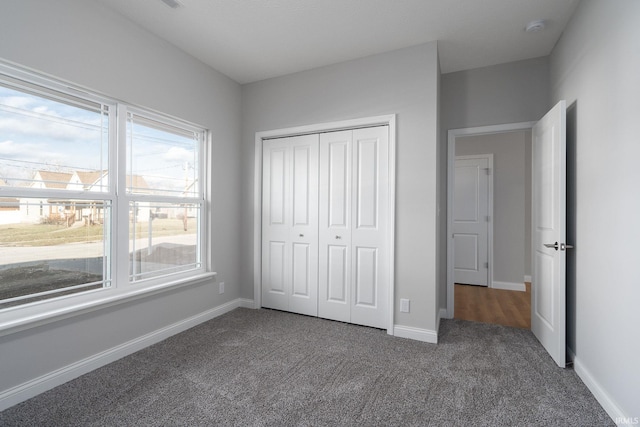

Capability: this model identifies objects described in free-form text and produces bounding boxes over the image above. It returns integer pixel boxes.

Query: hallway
[454,283,531,329]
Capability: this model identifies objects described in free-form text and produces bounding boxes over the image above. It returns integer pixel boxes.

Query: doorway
[447,122,535,326]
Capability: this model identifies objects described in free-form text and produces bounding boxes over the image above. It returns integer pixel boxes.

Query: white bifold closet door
[261,126,389,329]
[261,134,319,316]
[318,126,389,329]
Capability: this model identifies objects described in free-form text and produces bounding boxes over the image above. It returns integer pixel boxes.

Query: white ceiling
[94,0,579,84]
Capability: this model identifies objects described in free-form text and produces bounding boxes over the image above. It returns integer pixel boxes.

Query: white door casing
[532,100,567,368]
[262,134,319,316]
[453,155,491,286]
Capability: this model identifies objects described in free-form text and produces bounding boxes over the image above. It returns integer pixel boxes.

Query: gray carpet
[0,308,612,426]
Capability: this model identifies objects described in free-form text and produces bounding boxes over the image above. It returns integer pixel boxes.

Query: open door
[532,100,568,368]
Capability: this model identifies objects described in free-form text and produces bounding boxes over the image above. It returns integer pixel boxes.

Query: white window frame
[0,61,213,336]
[117,105,208,286]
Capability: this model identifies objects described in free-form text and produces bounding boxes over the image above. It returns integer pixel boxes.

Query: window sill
[0,272,217,338]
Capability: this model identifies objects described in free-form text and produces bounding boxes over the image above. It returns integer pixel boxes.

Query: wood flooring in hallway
[454,282,531,329]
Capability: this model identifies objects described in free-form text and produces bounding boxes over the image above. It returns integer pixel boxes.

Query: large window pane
[127,114,199,197]
[0,198,111,308]
[0,65,208,315]
[129,201,201,281]
[0,84,109,192]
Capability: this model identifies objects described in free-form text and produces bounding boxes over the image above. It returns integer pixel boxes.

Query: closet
[261,126,389,329]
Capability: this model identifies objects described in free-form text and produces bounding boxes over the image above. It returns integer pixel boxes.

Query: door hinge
[484,262,489,268]
[486,215,490,222]
[484,168,491,175]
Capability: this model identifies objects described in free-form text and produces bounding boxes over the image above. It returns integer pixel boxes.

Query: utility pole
[183,160,190,231]
[148,208,154,256]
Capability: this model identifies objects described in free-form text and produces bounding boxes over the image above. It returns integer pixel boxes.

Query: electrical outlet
[219,282,225,294]
[400,299,410,313]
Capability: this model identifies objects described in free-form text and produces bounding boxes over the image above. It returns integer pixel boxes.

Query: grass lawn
[0,218,196,247]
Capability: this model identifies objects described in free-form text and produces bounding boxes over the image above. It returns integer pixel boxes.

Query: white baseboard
[239,298,255,309]
[492,281,526,292]
[574,356,628,425]
[0,298,244,412]
[524,275,532,283]
[393,324,438,344]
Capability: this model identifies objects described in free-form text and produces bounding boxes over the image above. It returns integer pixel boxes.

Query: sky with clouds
[0,84,198,195]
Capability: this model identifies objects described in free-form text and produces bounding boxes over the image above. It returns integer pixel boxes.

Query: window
[124,109,205,282]
[0,63,208,314]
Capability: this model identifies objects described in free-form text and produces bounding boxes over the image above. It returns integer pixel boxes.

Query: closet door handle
[335,235,342,240]
[299,234,304,237]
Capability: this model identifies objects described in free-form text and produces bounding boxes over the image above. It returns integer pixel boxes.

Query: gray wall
[439,57,550,309]
[550,0,640,418]
[0,0,241,394]
[240,43,441,332]
[456,130,530,285]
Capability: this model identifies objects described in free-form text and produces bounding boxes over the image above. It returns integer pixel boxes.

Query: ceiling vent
[525,20,547,33]
[160,0,183,9]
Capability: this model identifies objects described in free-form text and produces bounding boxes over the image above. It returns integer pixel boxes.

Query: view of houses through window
[0,69,206,309]
[126,110,203,282]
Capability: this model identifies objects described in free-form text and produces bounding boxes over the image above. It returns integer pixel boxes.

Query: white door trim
[254,115,396,334]
[446,122,536,319]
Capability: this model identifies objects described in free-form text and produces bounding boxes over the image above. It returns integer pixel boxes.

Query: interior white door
[261,138,290,312]
[349,126,389,329]
[262,134,319,316]
[318,130,352,323]
[532,100,567,368]
[453,156,489,286]
[318,126,389,329]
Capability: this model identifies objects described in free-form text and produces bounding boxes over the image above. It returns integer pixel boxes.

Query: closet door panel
[268,148,287,225]
[351,126,389,329]
[327,245,348,303]
[319,244,349,322]
[267,241,287,294]
[319,130,352,322]
[262,135,318,315]
[292,144,312,226]
[355,246,378,306]
[328,141,349,227]
[262,140,292,311]
[292,242,311,296]
[289,135,319,316]
[355,137,378,229]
